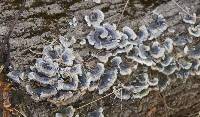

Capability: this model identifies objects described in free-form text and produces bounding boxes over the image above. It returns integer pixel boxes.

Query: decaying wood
[0,0,200,116]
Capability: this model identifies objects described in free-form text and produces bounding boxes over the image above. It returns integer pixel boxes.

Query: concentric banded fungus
[86,63,105,82]
[161,63,177,75]
[148,14,168,40]
[61,48,75,66]
[178,59,192,69]
[59,36,76,48]
[148,77,159,86]
[7,6,200,108]
[128,73,149,94]
[56,75,79,91]
[127,55,155,67]
[138,25,149,43]
[78,74,91,90]
[118,61,133,75]
[25,85,57,101]
[190,59,200,73]
[160,55,174,67]
[163,38,173,53]
[138,44,150,59]
[111,56,133,75]
[69,64,83,75]
[173,35,193,46]
[43,45,63,60]
[28,72,57,85]
[34,58,59,77]
[183,13,196,24]
[188,25,200,37]
[83,62,104,91]
[98,68,118,94]
[87,107,104,117]
[69,17,78,27]
[150,41,165,58]
[184,45,200,59]
[91,51,112,63]
[114,73,158,100]
[111,56,122,67]
[87,23,120,50]
[127,46,155,66]
[7,70,24,83]
[60,64,82,77]
[113,44,133,56]
[85,9,104,27]
[119,26,137,47]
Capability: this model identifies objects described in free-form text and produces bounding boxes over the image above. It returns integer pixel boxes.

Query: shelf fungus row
[7,9,200,105]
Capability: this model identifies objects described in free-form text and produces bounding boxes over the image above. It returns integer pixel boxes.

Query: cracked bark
[0,0,200,117]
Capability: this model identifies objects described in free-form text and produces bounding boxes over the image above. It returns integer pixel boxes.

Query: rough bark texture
[0,0,200,117]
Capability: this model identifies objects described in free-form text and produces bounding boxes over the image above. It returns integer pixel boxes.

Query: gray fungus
[7,8,200,108]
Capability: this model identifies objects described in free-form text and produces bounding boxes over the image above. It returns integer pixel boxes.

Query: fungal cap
[85,9,104,27]
[28,72,57,85]
[188,25,200,37]
[34,58,59,77]
[183,13,196,25]
[163,38,173,53]
[122,26,137,41]
[7,70,24,83]
[150,41,165,58]
[98,69,118,94]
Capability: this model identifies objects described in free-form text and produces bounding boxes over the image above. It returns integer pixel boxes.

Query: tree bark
[0,0,200,117]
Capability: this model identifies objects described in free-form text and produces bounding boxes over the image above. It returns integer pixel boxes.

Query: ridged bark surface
[0,0,200,116]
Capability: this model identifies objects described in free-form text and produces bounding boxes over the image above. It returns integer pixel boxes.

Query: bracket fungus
[85,9,104,27]
[163,38,173,53]
[7,70,25,83]
[148,14,168,40]
[111,56,134,75]
[43,45,63,61]
[59,36,76,48]
[173,35,193,46]
[34,58,59,77]
[188,24,200,37]
[28,72,58,85]
[7,7,200,108]
[25,84,58,101]
[86,63,105,82]
[150,41,165,59]
[184,45,200,59]
[87,23,120,50]
[138,25,149,43]
[61,48,75,66]
[161,63,178,75]
[98,68,118,94]
[119,26,137,47]
[183,13,196,25]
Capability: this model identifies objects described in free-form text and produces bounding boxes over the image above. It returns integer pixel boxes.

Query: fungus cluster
[7,8,200,105]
